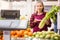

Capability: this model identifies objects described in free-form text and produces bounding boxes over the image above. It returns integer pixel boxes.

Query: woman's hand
[45,20,49,25]
[34,19,41,22]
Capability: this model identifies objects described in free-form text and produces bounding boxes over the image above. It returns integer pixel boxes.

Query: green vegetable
[39,6,60,29]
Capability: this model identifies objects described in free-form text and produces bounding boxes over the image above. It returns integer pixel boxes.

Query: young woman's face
[36,3,44,12]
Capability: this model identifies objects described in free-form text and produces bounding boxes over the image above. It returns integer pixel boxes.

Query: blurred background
[0,0,58,17]
[0,0,60,40]
[0,0,59,30]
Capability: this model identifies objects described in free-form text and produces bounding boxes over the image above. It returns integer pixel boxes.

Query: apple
[45,35,51,39]
[35,34,40,38]
[54,36,58,40]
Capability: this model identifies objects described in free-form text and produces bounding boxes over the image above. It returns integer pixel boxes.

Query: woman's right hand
[34,19,37,22]
[34,19,41,22]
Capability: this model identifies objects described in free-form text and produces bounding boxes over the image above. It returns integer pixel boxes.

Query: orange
[16,31,23,37]
[24,31,28,35]
[21,30,25,33]
[11,31,16,35]
[28,32,33,36]
[2,37,4,40]
[15,30,25,37]
[26,28,31,32]
[19,30,24,35]
[19,35,24,38]
[11,35,15,37]
[15,30,19,35]
[14,35,18,38]
[0,39,1,40]
[0,36,2,39]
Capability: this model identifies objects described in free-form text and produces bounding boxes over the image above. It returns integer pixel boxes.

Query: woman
[30,1,51,32]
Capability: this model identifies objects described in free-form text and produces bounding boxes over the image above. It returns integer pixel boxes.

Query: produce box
[11,30,60,40]
[32,38,51,40]
[11,37,51,40]
[11,37,32,40]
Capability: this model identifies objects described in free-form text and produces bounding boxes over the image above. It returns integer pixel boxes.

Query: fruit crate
[11,37,51,40]
[32,38,51,40]
[11,37,32,40]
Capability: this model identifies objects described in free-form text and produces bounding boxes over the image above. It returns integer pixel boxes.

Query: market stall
[0,0,60,40]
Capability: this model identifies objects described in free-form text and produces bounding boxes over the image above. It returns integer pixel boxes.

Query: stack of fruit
[0,35,4,40]
[0,35,3,40]
[11,28,33,38]
[32,31,60,40]
[0,31,3,40]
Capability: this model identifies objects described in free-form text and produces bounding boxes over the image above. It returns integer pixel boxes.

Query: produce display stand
[0,10,28,40]
[0,20,28,40]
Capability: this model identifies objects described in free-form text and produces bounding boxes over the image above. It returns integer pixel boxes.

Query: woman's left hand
[45,20,49,25]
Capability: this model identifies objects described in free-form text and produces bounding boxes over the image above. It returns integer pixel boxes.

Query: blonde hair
[34,1,44,13]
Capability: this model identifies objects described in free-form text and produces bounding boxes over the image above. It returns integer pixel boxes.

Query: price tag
[3,31,10,40]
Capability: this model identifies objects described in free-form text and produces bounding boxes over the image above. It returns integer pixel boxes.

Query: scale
[0,10,28,40]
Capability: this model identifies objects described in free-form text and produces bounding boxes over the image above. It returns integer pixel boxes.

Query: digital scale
[0,10,28,40]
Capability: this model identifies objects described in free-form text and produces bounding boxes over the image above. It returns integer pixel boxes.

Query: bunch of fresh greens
[39,6,60,29]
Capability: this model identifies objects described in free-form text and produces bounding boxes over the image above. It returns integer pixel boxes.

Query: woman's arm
[30,14,37,28]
